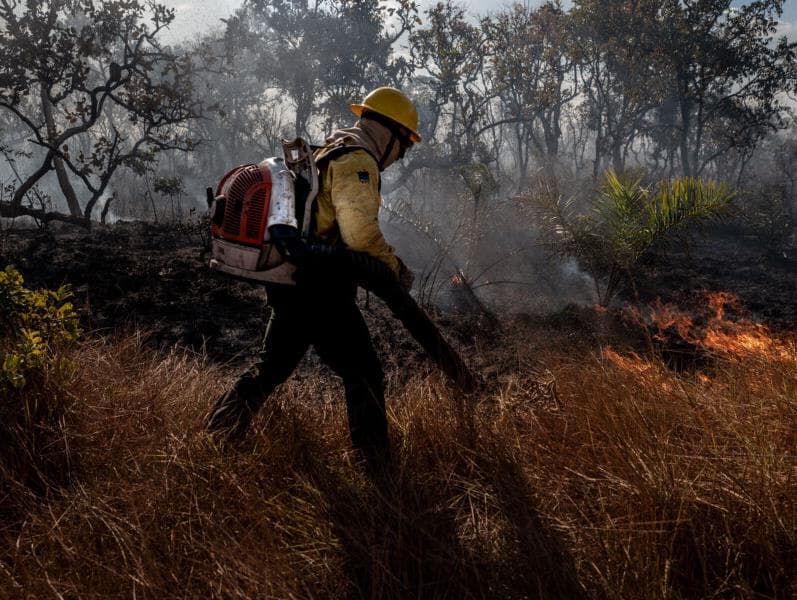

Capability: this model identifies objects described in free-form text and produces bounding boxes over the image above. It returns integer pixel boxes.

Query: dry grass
[1,320,795,599]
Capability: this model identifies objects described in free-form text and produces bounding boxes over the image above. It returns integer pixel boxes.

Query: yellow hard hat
[351,87,421,143]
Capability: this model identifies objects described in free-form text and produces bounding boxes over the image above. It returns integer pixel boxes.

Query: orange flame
[647,298,695,341]
[706,291,741,321]
[603,347,651,374]
[607,293,794,388]
[602,347,678,393]
[702,323,791,359]
[634,292,794,362]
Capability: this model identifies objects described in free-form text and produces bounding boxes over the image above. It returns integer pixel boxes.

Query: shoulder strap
[314,143,376,168]
[282,137,319,239]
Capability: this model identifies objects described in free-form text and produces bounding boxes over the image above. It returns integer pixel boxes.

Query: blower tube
[270,225,480,393]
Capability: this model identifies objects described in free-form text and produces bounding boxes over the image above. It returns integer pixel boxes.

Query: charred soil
[2,219,795,372]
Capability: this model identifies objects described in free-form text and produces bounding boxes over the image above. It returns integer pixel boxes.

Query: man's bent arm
[328,152,400,275]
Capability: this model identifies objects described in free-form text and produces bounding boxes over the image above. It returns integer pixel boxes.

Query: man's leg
[206,287,310,441]
[313,297,389,470]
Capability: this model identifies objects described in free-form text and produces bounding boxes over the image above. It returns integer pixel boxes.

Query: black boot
[205,374,265,443]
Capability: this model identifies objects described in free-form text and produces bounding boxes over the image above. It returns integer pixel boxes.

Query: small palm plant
[528,170,734,306]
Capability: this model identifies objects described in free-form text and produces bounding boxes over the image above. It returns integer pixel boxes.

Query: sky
[158,0,797,43]
[158,0,502,42]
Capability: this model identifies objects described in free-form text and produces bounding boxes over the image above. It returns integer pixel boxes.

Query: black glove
[397,257,415,291]
[269,224,307,262]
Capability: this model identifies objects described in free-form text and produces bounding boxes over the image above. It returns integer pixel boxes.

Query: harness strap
[314,143,374,167]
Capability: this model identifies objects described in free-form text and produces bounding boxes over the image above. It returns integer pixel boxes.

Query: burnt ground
[3,221,267,363]
[1,220,795,378]
[1,221,475,380]
[633,224,796,330]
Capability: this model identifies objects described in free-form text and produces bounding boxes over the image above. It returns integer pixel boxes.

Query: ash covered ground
[2,221,795,375]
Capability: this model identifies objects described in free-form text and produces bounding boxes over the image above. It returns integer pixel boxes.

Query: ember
[450,273,465,286]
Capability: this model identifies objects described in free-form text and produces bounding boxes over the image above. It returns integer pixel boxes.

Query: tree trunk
[100,192,116,225]
[40,83,82,218]
[543,106,561,158]
[515,123,529,193]
[677,73,692,177]
[592,127,603,180]
[611,136,624,173]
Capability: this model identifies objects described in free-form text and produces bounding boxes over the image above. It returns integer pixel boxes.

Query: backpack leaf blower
[207,139,479,393]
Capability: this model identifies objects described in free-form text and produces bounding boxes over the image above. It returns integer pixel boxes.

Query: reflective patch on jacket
[314,149,400,275]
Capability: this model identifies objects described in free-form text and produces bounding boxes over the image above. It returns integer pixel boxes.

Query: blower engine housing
[208,139,318,285]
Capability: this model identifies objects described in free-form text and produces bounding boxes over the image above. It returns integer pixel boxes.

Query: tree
[484,1,577,188]
[409,1,493,166]
[656,0,796,177]
[237,0,418,139]
[0,0,200,227]
[570,0,666,178]
[185,31,290,177]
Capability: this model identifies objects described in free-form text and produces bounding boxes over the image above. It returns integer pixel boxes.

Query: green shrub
[0,266,81,497]
[527,170,734,305]
[0,265,80,390]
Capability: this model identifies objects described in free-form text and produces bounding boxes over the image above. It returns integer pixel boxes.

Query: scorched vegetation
[0,270,794,598]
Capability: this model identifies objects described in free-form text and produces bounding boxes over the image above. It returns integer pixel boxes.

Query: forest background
[2,3,797,598]
[2,0,796,312]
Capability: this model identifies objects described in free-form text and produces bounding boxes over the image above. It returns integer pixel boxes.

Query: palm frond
[522,169,736,306]
[597,169,654,268]
[522,176,585,250]
[598,169,647,222]
[648,177,734,236]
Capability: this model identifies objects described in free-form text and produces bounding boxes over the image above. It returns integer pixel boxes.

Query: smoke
[382,173,598,317]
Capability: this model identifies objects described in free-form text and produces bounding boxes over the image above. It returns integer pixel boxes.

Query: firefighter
[205,87,419,472]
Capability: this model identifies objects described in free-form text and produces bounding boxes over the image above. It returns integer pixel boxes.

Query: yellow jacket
[313,148,400,275]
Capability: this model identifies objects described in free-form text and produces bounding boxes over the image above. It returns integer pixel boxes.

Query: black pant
[206,280,388,464]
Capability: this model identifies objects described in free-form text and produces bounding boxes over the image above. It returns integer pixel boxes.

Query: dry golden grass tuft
[1,321,795,599]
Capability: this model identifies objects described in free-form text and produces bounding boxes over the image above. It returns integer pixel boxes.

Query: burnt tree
[0,0,200,227]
